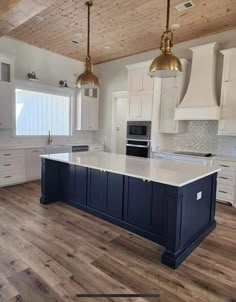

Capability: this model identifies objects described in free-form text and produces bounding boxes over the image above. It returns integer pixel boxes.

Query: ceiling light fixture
[149,0,182,78]
[75,1,100,88]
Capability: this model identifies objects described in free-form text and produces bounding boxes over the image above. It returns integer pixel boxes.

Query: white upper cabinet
[0,53,14,84]
[0,82,13,129]
[159,59,190,134]
[127,61,153,121]
[76,88,99,131]
[0,53,14,129]
[218,49,236,136]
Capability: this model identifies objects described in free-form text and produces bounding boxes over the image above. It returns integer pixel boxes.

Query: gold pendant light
[75,1,100,88]
[149,0,182,78]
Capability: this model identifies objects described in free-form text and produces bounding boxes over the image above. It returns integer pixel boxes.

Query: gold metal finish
[75,1,100,88]
[149,0,182,78]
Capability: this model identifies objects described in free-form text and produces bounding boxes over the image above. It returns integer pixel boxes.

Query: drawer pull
[4,176,12,179]
[219,164,230,168]
[32,150,39,153]
[3,164,11,167]
[219,190,228,194]
[219,177,229,180]
[3,154,12,156]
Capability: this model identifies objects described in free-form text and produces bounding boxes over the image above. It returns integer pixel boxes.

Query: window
[15,88,71,136]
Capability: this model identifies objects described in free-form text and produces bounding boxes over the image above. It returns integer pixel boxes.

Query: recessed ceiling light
[73,32,85,39]
[171,23,181,30]
[34,15,44,22]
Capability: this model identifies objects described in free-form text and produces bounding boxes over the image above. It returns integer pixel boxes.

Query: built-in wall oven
[126,140,150,158]
[126,121,151,158]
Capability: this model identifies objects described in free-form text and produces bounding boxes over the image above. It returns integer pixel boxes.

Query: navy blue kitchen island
[40,152,219,269]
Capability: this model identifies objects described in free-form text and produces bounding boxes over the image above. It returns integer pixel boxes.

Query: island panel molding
[40,152,218,269]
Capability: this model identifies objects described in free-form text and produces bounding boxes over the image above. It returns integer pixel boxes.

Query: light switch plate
[197,191,202,200]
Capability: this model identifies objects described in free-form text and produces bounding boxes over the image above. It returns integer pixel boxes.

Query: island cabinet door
[87,169,107,212]
[60,163,76,202]
[106,173,123,220]
[75,166,87,205]
[124,176,166,238]
[87,169,123,219]
[124,177,152,229]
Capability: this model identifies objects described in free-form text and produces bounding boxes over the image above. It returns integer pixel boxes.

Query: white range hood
[175,42,220,120]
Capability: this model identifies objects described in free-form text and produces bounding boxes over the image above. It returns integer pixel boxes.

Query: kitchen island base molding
[41,158,217,269]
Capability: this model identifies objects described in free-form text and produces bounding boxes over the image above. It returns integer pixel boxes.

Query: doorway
[111,91,129,154]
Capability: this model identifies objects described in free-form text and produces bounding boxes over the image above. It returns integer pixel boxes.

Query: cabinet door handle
[4,164,11,167]
[4,176,12,179]
[3,154,12,156]
[219,190,228,194]
[219,176,229,180]
[219,165,230,168]
[32,150,39,153]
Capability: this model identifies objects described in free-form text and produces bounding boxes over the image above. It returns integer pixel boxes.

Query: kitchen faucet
[48,130,53,145]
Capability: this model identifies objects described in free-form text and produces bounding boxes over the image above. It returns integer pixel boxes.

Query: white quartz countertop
[41,151,220,187]
[153,150,236,162]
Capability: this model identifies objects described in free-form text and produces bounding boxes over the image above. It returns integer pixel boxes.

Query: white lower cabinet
[214,159,236,207]
[0,149,25,186]
[0,148,44,187]
[25,148,45,180]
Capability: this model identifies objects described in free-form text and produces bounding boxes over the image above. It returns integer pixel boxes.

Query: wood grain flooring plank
[8,268,64,302]
[0,182,234,302]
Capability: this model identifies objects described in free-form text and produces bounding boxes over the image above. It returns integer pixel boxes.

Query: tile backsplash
[174,121,236,156]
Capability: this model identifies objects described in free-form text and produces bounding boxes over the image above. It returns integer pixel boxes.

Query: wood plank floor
[0,182,235,302]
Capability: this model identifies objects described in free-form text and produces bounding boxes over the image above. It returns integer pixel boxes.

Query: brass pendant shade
[149,0,182,78]
[75,1,100,88]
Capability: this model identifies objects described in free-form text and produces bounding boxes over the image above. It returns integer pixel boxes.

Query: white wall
[94,29,236,153]
[0,37,94,146]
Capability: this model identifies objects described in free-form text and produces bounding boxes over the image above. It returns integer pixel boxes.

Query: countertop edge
[40,154,220,187]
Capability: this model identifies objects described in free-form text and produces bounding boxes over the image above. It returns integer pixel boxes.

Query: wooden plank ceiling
[5,0,236,64]
[0,0,56,36]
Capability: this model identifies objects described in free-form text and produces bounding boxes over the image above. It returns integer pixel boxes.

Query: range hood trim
[174,106,221,121]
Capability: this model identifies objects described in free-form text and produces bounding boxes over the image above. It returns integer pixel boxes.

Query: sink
[44,145,72,154]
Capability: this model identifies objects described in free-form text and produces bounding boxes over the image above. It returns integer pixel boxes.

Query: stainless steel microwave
[126,121,151,140]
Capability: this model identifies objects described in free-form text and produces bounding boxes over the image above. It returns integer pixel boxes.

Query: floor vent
[175,1,195,12]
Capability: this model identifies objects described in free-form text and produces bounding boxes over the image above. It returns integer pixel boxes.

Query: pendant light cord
[86,1,93,60]
[166,0,170,32]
